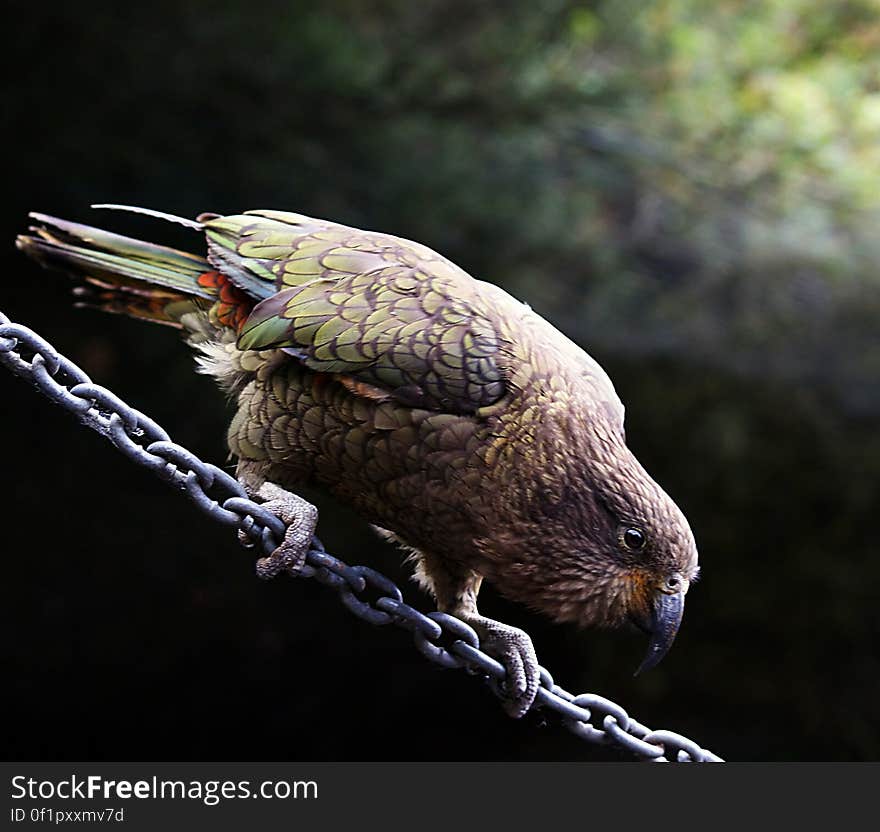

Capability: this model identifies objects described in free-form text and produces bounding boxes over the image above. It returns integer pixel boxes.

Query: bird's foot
[240,482,318,579]
[468,616,540,719]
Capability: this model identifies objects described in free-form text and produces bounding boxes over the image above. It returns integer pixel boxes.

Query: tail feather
[71,279,197,328]
[18,210,258,337]
[17,213,214,299]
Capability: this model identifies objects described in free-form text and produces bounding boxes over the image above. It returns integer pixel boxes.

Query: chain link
[0,310,724,762]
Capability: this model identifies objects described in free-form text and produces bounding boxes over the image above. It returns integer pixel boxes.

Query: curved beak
[634,590,685,676]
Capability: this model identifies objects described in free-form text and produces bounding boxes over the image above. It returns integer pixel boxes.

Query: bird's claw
[473,618,541,718]
[239,482,318,579]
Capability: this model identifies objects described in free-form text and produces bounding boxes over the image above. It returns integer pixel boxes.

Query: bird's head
[600,483,699,675]
[577,438,700,674]
[512,429,700,675]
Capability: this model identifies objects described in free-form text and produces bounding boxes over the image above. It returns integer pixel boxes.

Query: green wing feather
[206,211,507,414]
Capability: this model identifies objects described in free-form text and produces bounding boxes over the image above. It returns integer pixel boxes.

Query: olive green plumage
[209,210,506,412]
[18,206,700,716]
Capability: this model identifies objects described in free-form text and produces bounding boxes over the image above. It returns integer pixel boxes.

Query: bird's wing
[204,210,507,414]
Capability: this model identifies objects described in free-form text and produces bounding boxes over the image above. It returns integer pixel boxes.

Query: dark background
[2,1,878,761]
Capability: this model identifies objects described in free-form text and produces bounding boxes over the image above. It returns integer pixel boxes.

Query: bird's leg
[424,557,540,718]
[238,479,318,579]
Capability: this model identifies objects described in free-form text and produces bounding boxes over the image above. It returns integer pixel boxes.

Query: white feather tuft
[90,204,204,230]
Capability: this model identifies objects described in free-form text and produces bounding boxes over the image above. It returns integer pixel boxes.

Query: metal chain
[0,310,723,762]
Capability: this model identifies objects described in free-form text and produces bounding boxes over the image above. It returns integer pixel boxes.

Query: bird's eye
[622,527,646,551]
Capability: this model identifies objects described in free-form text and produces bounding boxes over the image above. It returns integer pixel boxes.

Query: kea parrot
[17,205,700,717]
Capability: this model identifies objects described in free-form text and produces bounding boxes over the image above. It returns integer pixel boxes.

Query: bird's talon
[246,482,318,581]
[463,616,540,719]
